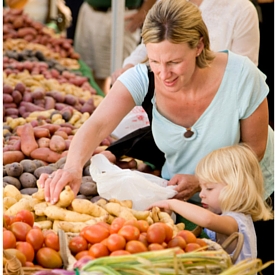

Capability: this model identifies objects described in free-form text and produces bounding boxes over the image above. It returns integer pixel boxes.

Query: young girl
[148,144,273,263]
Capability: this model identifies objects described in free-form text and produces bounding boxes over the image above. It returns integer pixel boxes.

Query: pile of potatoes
[3,8,80,60]
[3,156,99,200]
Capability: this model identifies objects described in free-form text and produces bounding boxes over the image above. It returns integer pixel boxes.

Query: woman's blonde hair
[141,0,215,68]
[195,144,273,221]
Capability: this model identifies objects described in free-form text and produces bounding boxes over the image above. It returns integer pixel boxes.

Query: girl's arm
[148,199,238,236]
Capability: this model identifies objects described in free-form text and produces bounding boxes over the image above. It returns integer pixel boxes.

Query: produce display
[2,7,273,275]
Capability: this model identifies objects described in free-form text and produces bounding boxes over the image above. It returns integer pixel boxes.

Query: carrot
[20,123,38,156]
[3,151,25,165]
[49,135,66,153]
[30,148,62,163]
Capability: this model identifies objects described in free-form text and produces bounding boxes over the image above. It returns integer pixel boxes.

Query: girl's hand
[147,200,171,211]
[39,167,82,205]
[168,174,201,201]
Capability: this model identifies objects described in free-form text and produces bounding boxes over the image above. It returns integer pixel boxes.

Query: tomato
[10,221,32,241]
[96,221,111,231]
[137,220,149,233]
[16,241,35,262]
[177,230,197,244]
[15,210,34,227]
[125,240,148,254]
[106,233,126,252]
[75,250,90,260]
[138,233,149,247]
[118,225,140,241]
[109,250,131,256]
[82,224,110,244]
[25,261,35,267]
[88,243,109,258]
[5,248,26,267]
[196,238,207,249]
[124,219,140,229]
[3,214,11,229]
[26,228,44,251]
[185,243,201,252]
[44,232,60,251]
[69,235,88,255]
[146,222,166,244]
[36,247,63,269]
[163,223,173,243]
[167,236,186,250]
[3,230,16,249]
[148,243,165,251]
[109,217,126,234]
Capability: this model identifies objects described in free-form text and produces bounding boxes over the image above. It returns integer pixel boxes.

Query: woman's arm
[240,98,269,161]
[148,199,239,236]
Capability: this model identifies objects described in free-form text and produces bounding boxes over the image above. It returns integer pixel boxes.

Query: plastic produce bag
[89,154,177,211]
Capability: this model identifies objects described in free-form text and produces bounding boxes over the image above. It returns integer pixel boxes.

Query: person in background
[74,0,157,95]
[111,0,260,83]
[65,0,83,43]
[148,144,274,265]
[39,0,274,271]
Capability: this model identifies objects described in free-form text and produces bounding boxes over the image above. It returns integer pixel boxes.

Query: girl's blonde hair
[195,144,273,221]
[141,0,215,68]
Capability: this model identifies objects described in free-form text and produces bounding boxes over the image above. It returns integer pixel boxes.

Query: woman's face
[147,40,198,91]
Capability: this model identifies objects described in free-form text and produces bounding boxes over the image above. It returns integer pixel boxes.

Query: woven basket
[3,250,50,275]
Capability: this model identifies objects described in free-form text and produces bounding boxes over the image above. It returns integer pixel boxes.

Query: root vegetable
[30,147,62,163]
[54,186,75,208]
[70,198,108,217]
[19,172,37,188]
[3,176,21,190]
[20,123,38,156]
[104,202,137,221]
[20,159,37,173]
[3,151,25,165]
[4,184,22,201]
[49,135,66,153]
[5,162,23,177]
[5,198,34,216]
[44,205,96,222]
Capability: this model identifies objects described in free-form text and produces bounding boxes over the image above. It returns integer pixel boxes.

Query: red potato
[34,127,51,138]
[3,93,14,103]
[39,124,60,135]
[4,103,17,109]
[4,108,19,117]
[44,96,56,110]
[30,148,62,163]
[54,130,69,139]
[12,90,23,104]
[20,123,39,156]
[23,102,45,113]
[49,135,66,153]
[3,151,25,165]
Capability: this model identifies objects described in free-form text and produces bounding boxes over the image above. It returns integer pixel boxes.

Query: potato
[20,188,38,195]
[34,165,57,179]
[4,184,22,201]
[3,177,21,190]
[20,159,37,173]
[5,162,24,177]
[19,172,37,188]
[79,181,98,197]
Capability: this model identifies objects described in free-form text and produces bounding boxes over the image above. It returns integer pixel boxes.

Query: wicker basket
[3,250,50,275]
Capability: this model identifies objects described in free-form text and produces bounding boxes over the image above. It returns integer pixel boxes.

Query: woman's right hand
[38,167,82,205]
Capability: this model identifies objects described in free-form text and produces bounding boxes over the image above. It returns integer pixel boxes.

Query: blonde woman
[148,144,274,264]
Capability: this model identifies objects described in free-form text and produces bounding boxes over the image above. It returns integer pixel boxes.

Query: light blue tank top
[118,50,274,200]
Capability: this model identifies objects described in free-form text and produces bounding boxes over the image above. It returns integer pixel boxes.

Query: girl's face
[199,181,226,214]
[146,40,199,92]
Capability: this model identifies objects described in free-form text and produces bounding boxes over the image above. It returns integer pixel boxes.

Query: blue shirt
[118,50,274,200]
[204,212,257,264]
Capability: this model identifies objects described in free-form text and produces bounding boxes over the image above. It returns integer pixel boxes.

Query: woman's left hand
[167,174,201,201]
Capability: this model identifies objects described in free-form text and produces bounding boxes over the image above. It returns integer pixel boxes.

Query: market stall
[2,6,273,275]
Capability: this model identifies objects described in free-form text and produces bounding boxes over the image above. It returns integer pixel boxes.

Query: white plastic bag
[111,106,150,139]
[89,154,177,211]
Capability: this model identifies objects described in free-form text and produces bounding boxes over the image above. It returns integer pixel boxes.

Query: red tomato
[167,236,186,250]
[124,219,140,229]
[26,228,45,251]
[137,220,149,233]
[36,247,63,269]
[96,221,111,231]
[10,221,32,241]
[138,233,149,247]
[146,222,166,244]
[106,233,126,252]
[88,243,109,258]
[75,250,91,260]
[148,243,165,251]
[16,241,35,262]
[82,224,110,244]
[125,240,148,254]
[118,225,140,241]
[69,235,88,255]
[44,232,60,251]
[163,223,173,243]
[3,230,16,249]
[177,230,197,244]
[25,261,35,267]
[109,217,126,234]
[15,210,34,227]
[185,243,201,252]
[109,250,131,256]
